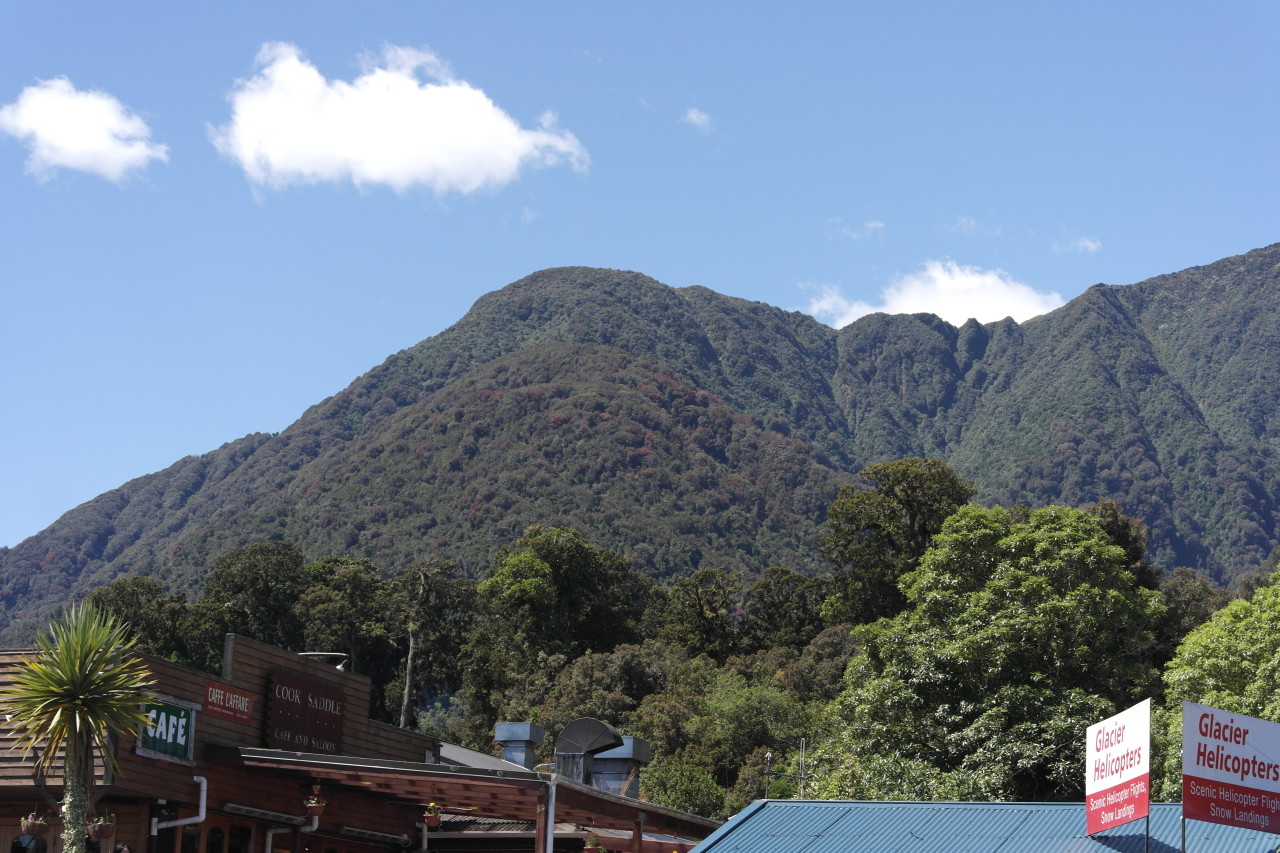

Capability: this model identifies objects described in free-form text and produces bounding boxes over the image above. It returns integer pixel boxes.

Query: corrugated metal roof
[691,801,1280,853]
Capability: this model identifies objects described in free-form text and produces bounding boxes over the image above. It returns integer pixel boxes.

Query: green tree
[822,505,1164,800]
[623,649,812,815]
[691,670,811,794]
[459,527,650,745]
[808,745,1006,802]
[1086,499,1160,589]
[291,555,409,721]
[1228,551,1277,600]
[0,605,156,853]
[641,753,725,818]
[480,526,649,656]
[740,567,829,653]
[86,576,192,664]
[296,556,389,675]
[381,560,475,728]
[652,568,743,662]
[1153,566,1230,666]
[1154,570,1280,799]
[774,625,860,704]
[187,541,310,668]
[531,640,681,736]
[626,651,723,760]
[819,457,974,624]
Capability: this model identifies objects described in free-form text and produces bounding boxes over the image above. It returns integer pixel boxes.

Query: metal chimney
[553,717,623,785]
[592,737,652,798]
[493,722,545,770]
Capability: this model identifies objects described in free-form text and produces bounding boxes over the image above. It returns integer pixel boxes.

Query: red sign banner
[1086,699,1150,834]
[1182,702,1280,834]
[204,680,255,724]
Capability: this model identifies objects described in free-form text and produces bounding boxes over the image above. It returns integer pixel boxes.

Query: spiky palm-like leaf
[3,603,156,774]
[1,604,156,853]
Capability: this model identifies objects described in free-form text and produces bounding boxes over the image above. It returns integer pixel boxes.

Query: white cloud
[0,77,168,182]
[681,107,712,134]
[804,260,1065,327]
[836,219,885,242]
[210,42,588,194]
[1054,234,1102,254]
[947,215,1003,237]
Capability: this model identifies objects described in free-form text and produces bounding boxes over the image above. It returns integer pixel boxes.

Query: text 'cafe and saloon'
[0,634,718,853]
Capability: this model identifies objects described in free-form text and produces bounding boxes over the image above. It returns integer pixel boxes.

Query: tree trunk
[399,627,416,729]
[399,566,427,729]
[61,739,88,853]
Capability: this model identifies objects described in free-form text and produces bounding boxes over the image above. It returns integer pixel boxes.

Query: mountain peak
[3,247,1278,642]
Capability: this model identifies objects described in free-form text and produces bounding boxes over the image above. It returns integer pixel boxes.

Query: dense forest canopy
[3,245,1280,643]
[5,245,1280,820]
[81,458,1271,819]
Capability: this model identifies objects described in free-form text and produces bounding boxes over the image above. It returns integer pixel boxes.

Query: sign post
[1086,698,1151,835]
[1182,701,1280,834]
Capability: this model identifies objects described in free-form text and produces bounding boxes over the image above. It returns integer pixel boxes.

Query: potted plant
[89,814,116,839]
[20,813,49,837]
[304,794,327,817]
[422,803,441,828]
[584,833,608,851]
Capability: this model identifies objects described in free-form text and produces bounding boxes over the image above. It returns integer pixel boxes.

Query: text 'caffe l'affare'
[1183,701,1280,834]
[1086,699,1151,835]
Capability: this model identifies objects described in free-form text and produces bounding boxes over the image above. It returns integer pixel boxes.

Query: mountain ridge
[3,245,1278,642]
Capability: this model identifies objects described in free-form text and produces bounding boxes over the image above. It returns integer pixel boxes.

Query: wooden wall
[0,635,440,809]
[216,635,438,762]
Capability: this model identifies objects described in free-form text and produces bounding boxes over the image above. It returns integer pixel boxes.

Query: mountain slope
[2,247,1279,642]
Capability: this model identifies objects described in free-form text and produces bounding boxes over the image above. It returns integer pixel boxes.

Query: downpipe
[543,775,557,853]
[265,814,318,853]
[151,776,208,835]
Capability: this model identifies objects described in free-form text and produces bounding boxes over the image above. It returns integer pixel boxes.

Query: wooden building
[0,636,717,853]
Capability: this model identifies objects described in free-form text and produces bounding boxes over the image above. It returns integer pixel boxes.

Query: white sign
[1086,698,1150,834]
[1182,701,1280,834]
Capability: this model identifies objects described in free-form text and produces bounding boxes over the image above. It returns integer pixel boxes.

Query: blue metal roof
[690,801,1280,853]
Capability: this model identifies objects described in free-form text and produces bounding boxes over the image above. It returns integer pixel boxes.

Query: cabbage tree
[1,605,155,853]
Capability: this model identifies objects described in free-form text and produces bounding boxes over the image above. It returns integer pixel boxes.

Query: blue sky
[2,1,1277,548]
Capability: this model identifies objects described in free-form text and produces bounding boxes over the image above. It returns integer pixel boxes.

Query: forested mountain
[2,244,1278,642]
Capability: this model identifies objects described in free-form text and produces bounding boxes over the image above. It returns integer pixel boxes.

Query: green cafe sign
[138,699,197,763]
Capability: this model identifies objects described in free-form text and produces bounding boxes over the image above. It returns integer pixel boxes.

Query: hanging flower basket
[89,809,117,835]
[422,803,441,828]
[305,795,327,817]
[584,834,608,851]
[21,814,49,837]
